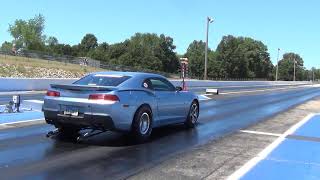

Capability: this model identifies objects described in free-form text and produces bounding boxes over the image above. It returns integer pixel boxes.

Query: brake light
[88,94,119,101]
[46,90,60,97]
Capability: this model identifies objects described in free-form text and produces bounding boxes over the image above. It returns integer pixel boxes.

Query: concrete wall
[0,78,311,92]
[0,78,77,91]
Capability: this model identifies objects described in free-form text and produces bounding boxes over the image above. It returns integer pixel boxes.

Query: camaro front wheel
[131,105,153,142]
[185,101,199,128]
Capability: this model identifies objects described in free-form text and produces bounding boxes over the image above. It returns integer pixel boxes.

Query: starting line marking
[228,113,316,180]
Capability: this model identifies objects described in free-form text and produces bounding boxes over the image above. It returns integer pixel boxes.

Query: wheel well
[131,103,153,128]
[137,103,152,114]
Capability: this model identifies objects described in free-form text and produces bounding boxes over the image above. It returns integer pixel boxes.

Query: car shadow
[50,123,197,147]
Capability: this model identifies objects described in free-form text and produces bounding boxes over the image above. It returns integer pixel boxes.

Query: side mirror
[175,86,183,91]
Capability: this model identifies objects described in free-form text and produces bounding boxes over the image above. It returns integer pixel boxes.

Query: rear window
[73,74,131,86]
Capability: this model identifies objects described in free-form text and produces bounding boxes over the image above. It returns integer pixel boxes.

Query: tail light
[89,94,119,101]
[46,90,60,97]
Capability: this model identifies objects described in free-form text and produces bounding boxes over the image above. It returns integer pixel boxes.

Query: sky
[0,0,319,68]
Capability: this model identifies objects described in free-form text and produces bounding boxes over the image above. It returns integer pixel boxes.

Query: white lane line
[189,84,310,89]
[24,100,44,104]
[198,95,212,101]
[220,85,309,95]
[0,91,46,95]
[240,130,282,137]
[227,113,316,180]
[0,118,45,126]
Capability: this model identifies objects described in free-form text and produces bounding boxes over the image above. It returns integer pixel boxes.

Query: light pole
[293,57,296,81]
[275,48,280,81]
[312,70,315,83]
[204,16,214,80]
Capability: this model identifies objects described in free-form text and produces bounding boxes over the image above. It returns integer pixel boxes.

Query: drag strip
[0,86,320,179]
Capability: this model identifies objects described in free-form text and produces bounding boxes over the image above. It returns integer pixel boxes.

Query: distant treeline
[1,14,318,80]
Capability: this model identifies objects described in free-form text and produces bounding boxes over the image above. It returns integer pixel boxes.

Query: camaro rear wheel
[132,106,153,142]
[185,101,199,128]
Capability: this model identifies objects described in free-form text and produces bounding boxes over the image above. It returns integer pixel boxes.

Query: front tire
[131,106,153,142]
[185,101,199,128]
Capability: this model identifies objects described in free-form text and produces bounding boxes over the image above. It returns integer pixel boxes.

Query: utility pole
[293,57,296,81]
[275,48,280,81]
[312,70,315,82]
[204,17,213,80]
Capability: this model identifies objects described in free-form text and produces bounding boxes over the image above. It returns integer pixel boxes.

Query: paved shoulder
[129,98,320,180]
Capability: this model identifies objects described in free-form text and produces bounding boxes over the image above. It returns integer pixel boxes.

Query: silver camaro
[43,72,199,141]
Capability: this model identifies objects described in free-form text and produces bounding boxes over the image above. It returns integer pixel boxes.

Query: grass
[0,54,105,75]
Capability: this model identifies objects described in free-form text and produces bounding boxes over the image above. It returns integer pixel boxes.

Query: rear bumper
[44,110,115,130]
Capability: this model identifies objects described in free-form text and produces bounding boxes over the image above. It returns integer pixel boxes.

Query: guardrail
[0,78,312,92]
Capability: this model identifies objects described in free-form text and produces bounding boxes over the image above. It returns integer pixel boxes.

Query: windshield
[73,74,130,86]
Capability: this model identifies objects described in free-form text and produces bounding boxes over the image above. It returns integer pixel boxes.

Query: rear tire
[185,101,199,128]
[131,106,153,142]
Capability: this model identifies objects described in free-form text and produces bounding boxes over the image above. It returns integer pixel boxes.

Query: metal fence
[0,50,179,78]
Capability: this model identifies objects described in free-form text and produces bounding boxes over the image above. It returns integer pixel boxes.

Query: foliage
[8,14,46,50]
[3,15,316,80]
[184,40,206,78]
[216,35,273,79]
[278,53,304,81]
[78,33,98,56]
[0,41,13,51]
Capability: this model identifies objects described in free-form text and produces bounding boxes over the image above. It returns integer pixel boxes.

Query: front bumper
[44,110,115,130]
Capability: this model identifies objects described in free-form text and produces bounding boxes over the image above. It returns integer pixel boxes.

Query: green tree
[216,35,273,79]
[112,33,179,72]
[8,14,46,50]
[1,41,13,51]
[278,53,304,81]
[156,34,179,73]
[79,33,98,56]
[88,42,110,61]
[207,51,221,78]
[184,40,206,78]
[108,41,129,64]
[216,35,246,78]
[46,36,58,46]
[117,33,162,71]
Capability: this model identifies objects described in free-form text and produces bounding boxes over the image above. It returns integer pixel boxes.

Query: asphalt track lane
[1,86,320,179]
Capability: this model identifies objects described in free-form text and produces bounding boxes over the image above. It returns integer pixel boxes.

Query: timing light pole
[275,48,280,81]
[204,16,214,80]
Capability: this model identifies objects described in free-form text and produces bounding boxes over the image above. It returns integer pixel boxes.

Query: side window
[150,78,175,91]
[142,79,153,90]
